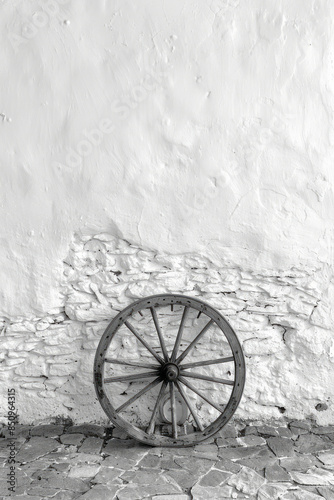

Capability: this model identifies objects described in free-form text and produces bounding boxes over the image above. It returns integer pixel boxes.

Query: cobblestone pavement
[1,420,334,499]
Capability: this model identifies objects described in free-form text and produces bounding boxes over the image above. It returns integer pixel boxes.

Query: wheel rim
[94,294,246,447]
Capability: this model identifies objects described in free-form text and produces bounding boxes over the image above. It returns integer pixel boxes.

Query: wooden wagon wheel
[94,294,245,447]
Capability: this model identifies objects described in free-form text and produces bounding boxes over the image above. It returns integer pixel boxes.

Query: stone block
[218,445,270,461]
[60,433,85,446]
[102,442,147,469]
[216,437,241,448]
[214,458,242,474]
[66,425,105,438]
[289,466,334,486]
[159,456,183,471]
[237,435,266,447]
[295,434,333,454]
[120,470,171,485]
[49,363,77,376]
[258,483,289,500]
[173,456,215,476]
[267,437,295,457]
[79,437,103,455]
[242,425,259,436]
[289,420,312,435]
[227,466,266,496]
[199,468,231,486]
[68,464,101,479]
[317,451,334,467]
[31,424,64,437]
[15,437,59,463]
[164,469,203,490]
[116,484,183,499]
[218,423,238,438]
[137,454,162,469]
[65,304,113,322]
[1,424,31,439]
[316,486,334,500]
[24,486,63,497]
[236,456,277,471]
[92,466,124,484]
[30,471,89,493]
[257,425,279,437]
[5,357,27,366]
[14,355,48,377]
[19,381,45,390]
[191,484,235,500]
[193,443,219,454]
[65,452,102,464]
[151,495,189,500]
[127,281,166,298]
[312,426,334,435]
[265,463,291,482]
[76,484,120,500]
[276,427,293,438]
[280,455,319,472]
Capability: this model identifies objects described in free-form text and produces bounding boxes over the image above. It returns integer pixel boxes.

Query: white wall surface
[0,0,333,425]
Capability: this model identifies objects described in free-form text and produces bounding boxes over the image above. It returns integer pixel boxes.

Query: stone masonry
[0,234,333,425]
[0,419,334,499]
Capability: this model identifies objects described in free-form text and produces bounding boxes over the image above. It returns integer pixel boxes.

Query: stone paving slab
[0,419,333,499]
[30,424,65,438]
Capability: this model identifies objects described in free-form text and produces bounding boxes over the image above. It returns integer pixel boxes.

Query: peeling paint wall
[0,0,334,424]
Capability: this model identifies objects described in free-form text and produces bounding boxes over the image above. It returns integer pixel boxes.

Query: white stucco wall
[0,0,333,425]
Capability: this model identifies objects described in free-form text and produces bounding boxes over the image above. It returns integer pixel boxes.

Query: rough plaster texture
[0,0,333,424]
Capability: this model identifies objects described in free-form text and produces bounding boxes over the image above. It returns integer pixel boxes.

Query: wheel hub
[162,362,179,382]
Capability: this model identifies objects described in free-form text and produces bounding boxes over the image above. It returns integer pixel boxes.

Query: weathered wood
[147,381,168,434]
[105,358,160,369]
[175,380,204,431]
[104,371,158,383]
[181,356,234,369]
[94,293,246,447]
[180,371,234,385]
[169,382,178,438]
[150,307,169,362]
[171,306,189,362]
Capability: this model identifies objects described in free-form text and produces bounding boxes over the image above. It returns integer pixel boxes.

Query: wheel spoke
[146,381,168,434]
[104,370,159,383]
[116,377,162,413]
[169,382,178,438]
[180,356,234,369]
[180,371,234,385]
[179,376,225,413]
[125,320,164,364]
[150,307,169,362]
[176,319,214,364]
[171,306,189,362]
[175,380,204,431]
[105,358,160,369]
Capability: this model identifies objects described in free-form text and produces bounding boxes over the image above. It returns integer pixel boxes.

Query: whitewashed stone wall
[1,234,333,425]
[0,1,333,425]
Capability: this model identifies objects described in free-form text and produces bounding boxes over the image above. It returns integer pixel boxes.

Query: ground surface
[0,420,334,499]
